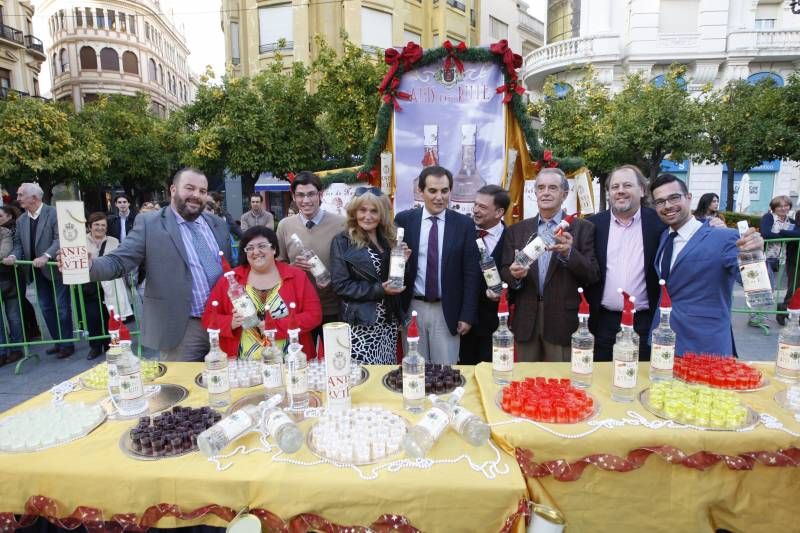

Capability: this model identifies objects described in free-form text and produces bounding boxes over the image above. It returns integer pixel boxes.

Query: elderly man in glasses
[649,173,763,356]
[276,171,346,338]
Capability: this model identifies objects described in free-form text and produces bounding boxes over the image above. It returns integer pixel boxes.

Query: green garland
[319,44,584,188]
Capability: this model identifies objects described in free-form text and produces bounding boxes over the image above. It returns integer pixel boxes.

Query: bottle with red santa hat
[403,310,425,412]
[650,280,676,382]
[492,284,514,385]
[612,289,639,403]
[205,300,231,408]
[776,287,800,383]
[571,287,594,388]
[105,309,122,396]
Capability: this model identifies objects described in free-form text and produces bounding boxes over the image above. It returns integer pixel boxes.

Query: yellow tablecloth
[474,362,800,533]
[0,364,527,532]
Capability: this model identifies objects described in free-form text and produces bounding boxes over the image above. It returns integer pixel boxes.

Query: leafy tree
[179,58,325,194]
[0,96,107,199]
[697,78,790,209]
[782,73,800,164]
[311,35,388,168]
[534,68,632,208]
[606,65,707,181]
[80,93,179,203]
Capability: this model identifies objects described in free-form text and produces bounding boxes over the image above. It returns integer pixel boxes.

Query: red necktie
[477,229,489,239]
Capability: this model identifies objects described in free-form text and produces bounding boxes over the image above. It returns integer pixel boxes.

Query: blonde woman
[330,187,410,364]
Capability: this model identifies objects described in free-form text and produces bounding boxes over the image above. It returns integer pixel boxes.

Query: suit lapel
[595,211,610,273]
[671,224,711,274]
[35,206,49,249]
[442,210,457,272]
[162,207,190,266]
[203,213,228,255]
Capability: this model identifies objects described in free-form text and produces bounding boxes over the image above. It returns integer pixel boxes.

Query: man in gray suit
[86,168,232,361]
[2,183,75,358]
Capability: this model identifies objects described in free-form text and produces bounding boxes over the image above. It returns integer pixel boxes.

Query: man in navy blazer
[650,174,763,356]
[586,165,667,361]
[395,165,480,364]
[460,185,509,364]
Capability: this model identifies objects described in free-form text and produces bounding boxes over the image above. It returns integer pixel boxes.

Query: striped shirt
[172,208,222,317]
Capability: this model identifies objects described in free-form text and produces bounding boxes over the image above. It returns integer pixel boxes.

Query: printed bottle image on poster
[392,61,506,214]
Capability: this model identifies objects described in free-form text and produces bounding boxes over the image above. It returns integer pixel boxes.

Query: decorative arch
[747,71,784,87]
[79,46,97,70]
[60,48,69,72]
[100,47,120,71]
[122,51,139,74]
[148,58,157,81]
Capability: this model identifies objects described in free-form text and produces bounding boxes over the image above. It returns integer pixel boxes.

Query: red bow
[357,168,380,184]
[379,42,424,94]
[382,77,412,111]
[534,149,559,172]
[286,171,295,183]
[496,79,525,104]
[442,40,467,73]
[489,39,523,79]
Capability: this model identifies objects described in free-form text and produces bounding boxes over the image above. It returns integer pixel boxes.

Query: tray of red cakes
[497,377,599,424]
[674,354,769,391]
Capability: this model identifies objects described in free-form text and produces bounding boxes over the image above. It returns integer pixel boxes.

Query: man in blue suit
[586,165,666,361]
[395,166,481,364]
[650,174,763,356]
[459,184,508,364]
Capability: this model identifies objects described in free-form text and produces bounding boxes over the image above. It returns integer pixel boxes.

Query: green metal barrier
[0,260,142,374]
[731,237,800,334]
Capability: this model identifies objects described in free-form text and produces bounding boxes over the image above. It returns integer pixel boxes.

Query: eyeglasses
[294,191,319,200]
[353,186,383,197]
[244,242,272,254]
[653,193,685,208]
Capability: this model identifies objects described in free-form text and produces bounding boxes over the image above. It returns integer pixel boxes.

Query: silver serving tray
[381,369,466,395]
[0,405,106,453]
[102,384,189,420]
[305,412,408,466]
[194,372,261,390]
[80,362,167,390]
[675,373,770,393]
[226,390,321,422]
[310,366,370,392]
[639,388,759,431]
[118,425,199,461]
[773,388,800,413]
[494,389,600,424]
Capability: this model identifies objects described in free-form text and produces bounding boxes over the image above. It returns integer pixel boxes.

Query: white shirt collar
[673,215,702,240]
[300,208,324,226]
[478,221,504,237]
[423,206,444,221]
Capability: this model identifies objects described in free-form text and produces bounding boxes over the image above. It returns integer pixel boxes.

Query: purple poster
[392,61,507,214]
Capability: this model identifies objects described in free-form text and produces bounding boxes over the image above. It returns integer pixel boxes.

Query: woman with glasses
[330,187,409,364]
[202,226,322,358]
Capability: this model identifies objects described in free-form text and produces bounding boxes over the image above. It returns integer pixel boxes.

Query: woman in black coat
[330,187,409,364]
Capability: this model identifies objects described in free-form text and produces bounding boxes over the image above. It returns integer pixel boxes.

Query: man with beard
[649,174,763,355]
[585,165,666,361]
[85,168,233,361]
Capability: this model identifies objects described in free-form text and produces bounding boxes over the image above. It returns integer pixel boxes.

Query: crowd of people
[0,162,784,368]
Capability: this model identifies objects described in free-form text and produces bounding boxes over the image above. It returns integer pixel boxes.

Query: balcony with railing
[24,35,45,57]
[523,34,621,85]
[518,11,544,39]
[0,24,24,47]
[727,29,800,59]
[259,40,294,54]
[446,0,465,12]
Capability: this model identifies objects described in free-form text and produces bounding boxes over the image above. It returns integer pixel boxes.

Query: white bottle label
[451,406,474,433]
[308,255,327,278]
[613,360,638,389]
[493,346,513,372]
[483,267,501,287]
[265,410,293,437]
[571,348,593,375]
[651,344,675,370]
[118,372,144,400]
[107,363,119,387]
[740,262,771,293]
[777,343,800,371]
[206,368,230,394]
[262,362,283,389]
[418,406,449,440]
[232,296,258,319]
[389,256,406,278]
[287,367,308,394]
[219,410,254,441]
[403,373,425,400]
[520,236,546,262]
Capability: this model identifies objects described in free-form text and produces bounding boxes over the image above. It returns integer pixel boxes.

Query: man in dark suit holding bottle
[395,166,481,364]
[585,164,667,361]
[459,185,509,364]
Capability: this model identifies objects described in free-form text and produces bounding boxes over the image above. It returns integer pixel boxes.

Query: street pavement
[0,287,784,414]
